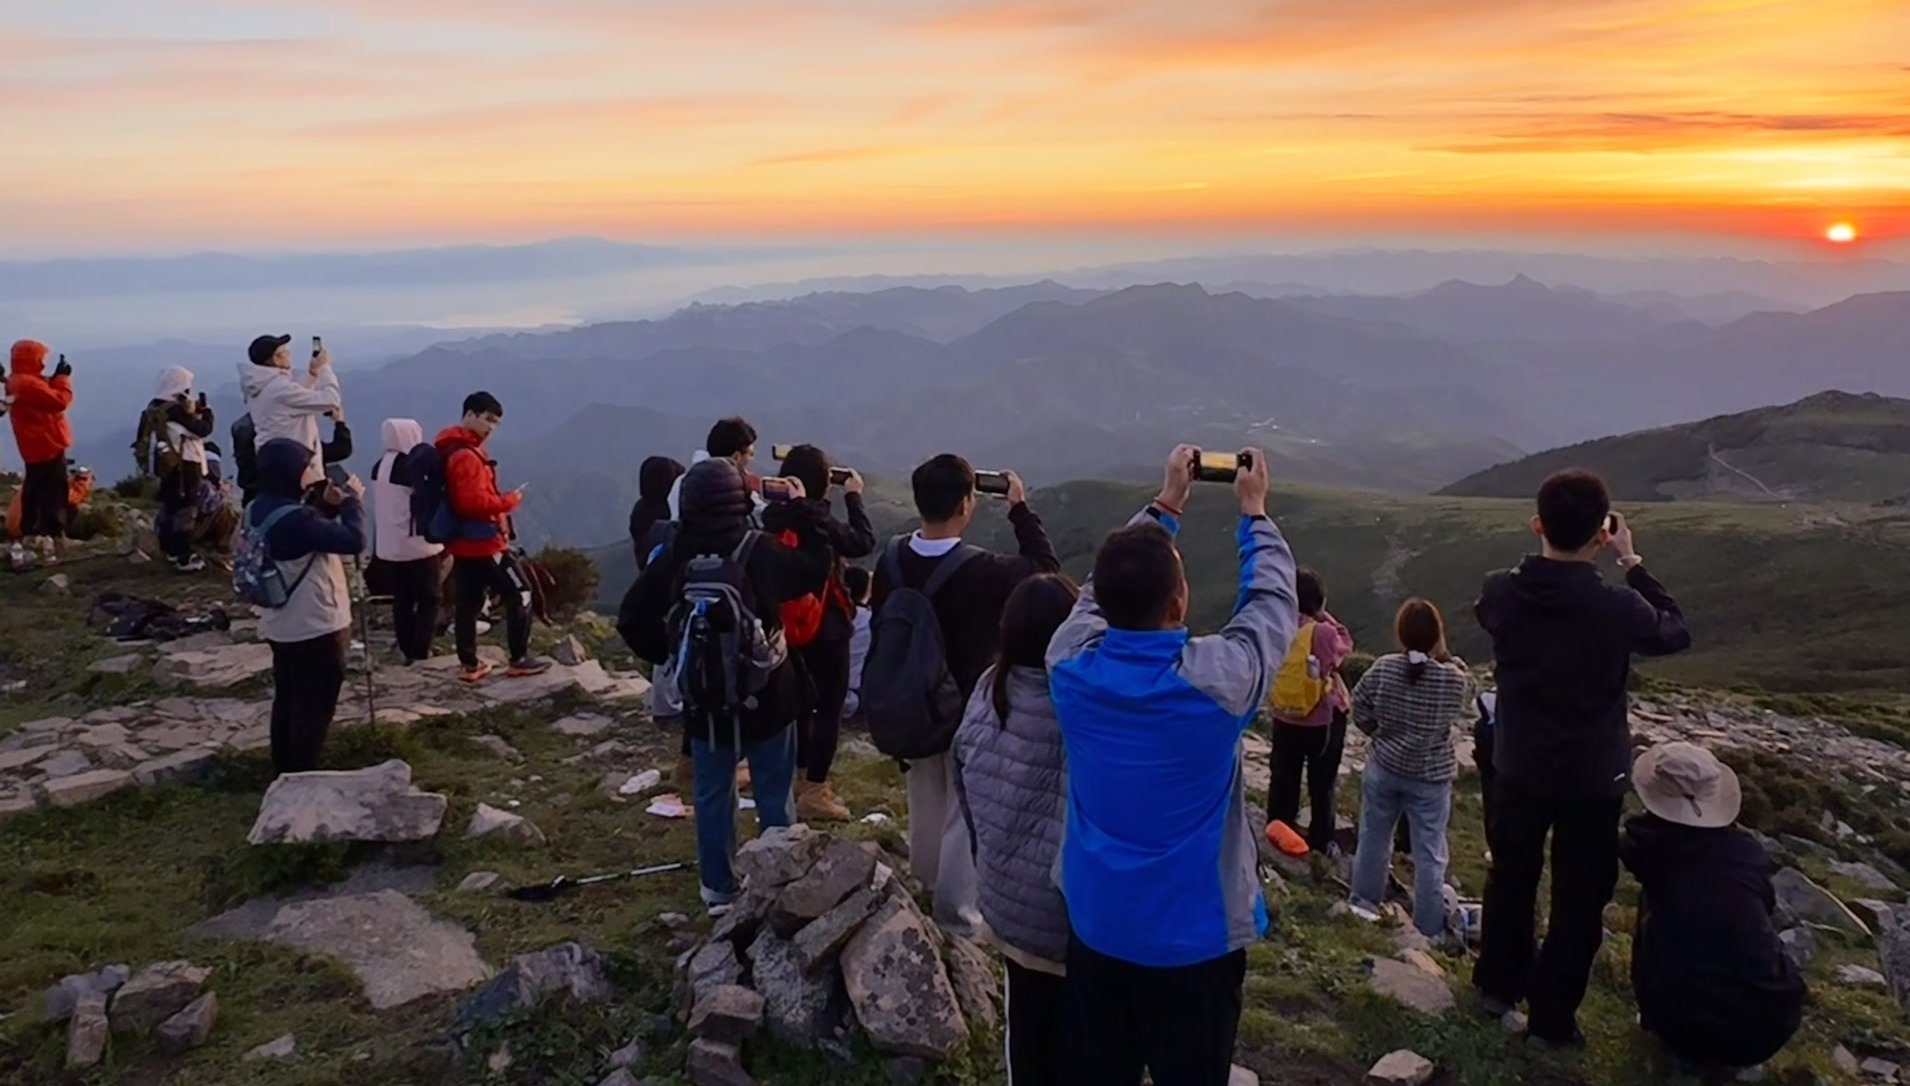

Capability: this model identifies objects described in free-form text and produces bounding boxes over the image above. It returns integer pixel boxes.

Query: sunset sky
[5,0,1908,255]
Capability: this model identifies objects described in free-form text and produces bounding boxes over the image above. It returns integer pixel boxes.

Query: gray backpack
[863,539,982,760]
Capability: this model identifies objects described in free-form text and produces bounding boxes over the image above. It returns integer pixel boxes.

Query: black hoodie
[1477,556,1689,797]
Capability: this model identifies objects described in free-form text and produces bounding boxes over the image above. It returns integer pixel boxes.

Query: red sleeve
[445,447,519,519]
[10,376,73,412]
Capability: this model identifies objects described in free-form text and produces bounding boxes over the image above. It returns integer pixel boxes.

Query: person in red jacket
[8,340,75,568]
[435,391,551,683]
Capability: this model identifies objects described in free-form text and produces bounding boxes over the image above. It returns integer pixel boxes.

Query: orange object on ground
[1266,819,1310,858]
[7,471,91,540]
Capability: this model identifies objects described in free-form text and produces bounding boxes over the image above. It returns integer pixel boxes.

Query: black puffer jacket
[617,459,832,745]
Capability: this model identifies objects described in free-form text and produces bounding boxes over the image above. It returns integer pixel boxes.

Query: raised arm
[1622,566,1690,657]
[277,365,343,415]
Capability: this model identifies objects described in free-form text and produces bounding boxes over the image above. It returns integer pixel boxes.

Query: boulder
[1231,1067,1261,1086]
[682,939,747,1016]
[1772,868,1871,937]
[88,653,144,675]
[42,964,131,1023]
[710,889,772,949]
[736,825,829,890]
[1837,964,1887,988]
[1833,861,1898,892]
[44,769,134,808]
[456,942,613,1032]
[36,748,92,778]
[66,991,110,1070]
[1367,958,1455,1016]
[157,992,219,1054]
[458,871,507,894]
[942,936,1001,1033]
[688,1038,754,1086]
[244,1033,298,1061]
[266,891,492,1010]
[749,929,843,1045]
[133,749,218,788]
[1368,1050,1435,1086]
[468,803,548,846]
[552,713,615,738]
[554,635,590,667]
[689,984,766,1045]
[111,961,211,1033]
[840,896,970,1058]
[247,760,447,845]
[1880,905,1910,1016]
[772,838,877,934]
[1779,927,1817,968]
[795,884,882,973]
[471,735,524,762]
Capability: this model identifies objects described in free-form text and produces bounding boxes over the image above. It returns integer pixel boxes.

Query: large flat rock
[263,890,491,1009]
[247,760,447,845]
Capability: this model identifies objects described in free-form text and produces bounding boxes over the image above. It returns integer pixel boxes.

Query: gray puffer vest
[952,665,1069,966]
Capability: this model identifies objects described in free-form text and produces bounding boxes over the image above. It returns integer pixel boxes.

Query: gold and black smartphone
[771,444,794,461]
[975,471,1012,497]
[1194,450,1248,483]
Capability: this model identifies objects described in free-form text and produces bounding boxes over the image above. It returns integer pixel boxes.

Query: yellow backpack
[1269,621,1329,718]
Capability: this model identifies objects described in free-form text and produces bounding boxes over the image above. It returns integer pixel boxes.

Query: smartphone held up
[1192,449,1252,484]
[974,470,1012,498]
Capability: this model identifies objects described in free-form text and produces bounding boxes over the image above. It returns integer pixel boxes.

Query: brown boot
[796,779,851,823]
[735,764,752,790]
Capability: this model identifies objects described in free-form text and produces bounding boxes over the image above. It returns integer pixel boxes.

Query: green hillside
[1441,391,1910,504]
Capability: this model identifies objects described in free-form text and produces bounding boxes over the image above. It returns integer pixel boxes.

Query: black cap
[248,334,292,366]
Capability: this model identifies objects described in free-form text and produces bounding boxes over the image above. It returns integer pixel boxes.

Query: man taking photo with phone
[7,340,75,569]
[238,334,343,467]
[435,391,549,684]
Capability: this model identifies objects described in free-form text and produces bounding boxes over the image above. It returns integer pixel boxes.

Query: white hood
[382,418,424,453]
[153,366,193,401]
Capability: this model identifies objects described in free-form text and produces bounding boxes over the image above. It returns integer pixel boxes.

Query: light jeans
[692,725,798,903]
[906,752,982,933]
[1350,761,1453,939]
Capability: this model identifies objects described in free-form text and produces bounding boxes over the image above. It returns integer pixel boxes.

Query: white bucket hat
[1633,741,1741,829]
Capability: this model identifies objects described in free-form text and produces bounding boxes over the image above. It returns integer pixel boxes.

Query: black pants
[1006,959,1067,1086]
[453,555,530,667]
[1474,724,1499,853]
[389,556,443,663]
[155,495,198,563]
[1268,714,1347,852]
[269,630,350,775]
[1472,784,1623,1043]
[1064,936,1246,1086]
[19,458,70,539]
[795,638,850,784]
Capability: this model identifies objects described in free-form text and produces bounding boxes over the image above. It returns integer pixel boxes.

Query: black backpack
[401,443,499,546]
[653,533,786,733]
[863,539,983,760]
[231,414,257,495]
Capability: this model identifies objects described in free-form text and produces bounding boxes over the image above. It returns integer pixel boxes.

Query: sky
[4,0,1909,256]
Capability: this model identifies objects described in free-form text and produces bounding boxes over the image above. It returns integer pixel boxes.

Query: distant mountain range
[1442,391,1910,505]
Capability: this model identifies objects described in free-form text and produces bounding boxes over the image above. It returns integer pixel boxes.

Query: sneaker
[458,662,494,684]
[9,545,29,571]
[172,555,207,573]
[796,780,851,822]
[474,620,493,636]
[506,655,552,678]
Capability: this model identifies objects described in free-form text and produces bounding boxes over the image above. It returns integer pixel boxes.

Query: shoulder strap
[879,537,909,586]
[732,530,761,566]
[255,503,322,598]
[258,504,303,535]
[920,543,984,600]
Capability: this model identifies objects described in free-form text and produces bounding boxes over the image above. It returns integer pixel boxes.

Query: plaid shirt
[1351,653,1474,782]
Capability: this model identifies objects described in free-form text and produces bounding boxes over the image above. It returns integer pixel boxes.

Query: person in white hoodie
[371,418,445,664]
[237,334,342,468]
[135,366,215,573]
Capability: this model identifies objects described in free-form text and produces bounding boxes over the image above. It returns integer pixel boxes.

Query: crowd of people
[5,331,1813,1085]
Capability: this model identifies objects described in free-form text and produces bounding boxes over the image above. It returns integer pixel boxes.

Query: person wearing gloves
[135,366,216,573]
[247,438,366,775]
[7,340,75,568]
[237,333,341,460]
[371,418,445,665]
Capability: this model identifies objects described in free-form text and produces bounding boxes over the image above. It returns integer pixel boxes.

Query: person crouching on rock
[250,438,366,775]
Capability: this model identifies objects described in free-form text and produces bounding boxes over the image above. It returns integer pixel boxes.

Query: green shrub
[112,474,157,501]
[534,546,600,621]
[66,504,120,542]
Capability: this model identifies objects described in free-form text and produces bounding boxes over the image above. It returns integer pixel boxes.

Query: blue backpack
[402,443,499,546]
[234,505,317,609]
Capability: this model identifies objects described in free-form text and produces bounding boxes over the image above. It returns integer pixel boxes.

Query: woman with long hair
[952,573,1080,1086]
[1347,598,1475,938]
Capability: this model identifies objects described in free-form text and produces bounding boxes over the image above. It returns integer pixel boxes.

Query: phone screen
[1605,513,1618,534]
[771,444,794,461]
[974,471,1011,496]
[828,467,852,486]
[323,464,349,486]
[1199,452,1239,474]
[761,478,797,502]
[311,335,323,358]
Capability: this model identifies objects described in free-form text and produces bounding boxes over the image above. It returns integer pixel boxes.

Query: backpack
[862,539,983,760]
[233,505,318,609]
[1269,621,1329,718]
[652,532,786,729]
[133,402,181,478]
[404,443,499,546]
[771,527,850,649]
[231,414,257,495]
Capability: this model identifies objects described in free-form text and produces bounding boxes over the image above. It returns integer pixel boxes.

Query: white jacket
[153,367,208,468]
[237,362,341,457]
[371,418,443,563]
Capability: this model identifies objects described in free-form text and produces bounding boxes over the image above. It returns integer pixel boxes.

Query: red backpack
[775,528,847,648]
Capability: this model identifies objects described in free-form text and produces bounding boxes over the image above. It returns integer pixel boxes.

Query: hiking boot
[796,780,851,822]
[458,662,494,684]
[506,656,552,678]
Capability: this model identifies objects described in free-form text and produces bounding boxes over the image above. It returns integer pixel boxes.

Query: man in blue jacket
[1048,444,1298,1086]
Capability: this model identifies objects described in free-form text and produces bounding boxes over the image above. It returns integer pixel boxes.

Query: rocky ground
[2,512,1909,1085]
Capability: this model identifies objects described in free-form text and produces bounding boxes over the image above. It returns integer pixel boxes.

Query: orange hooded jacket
[7,341,75,464]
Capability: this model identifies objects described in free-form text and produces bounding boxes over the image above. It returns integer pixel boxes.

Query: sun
[1827,222,1858,244]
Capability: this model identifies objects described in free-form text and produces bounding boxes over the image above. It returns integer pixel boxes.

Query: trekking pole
[353,555,378,727]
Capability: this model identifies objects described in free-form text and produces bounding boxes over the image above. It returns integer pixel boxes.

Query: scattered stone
[1880,906,1910,1016]
[1854,899,1896,930]
[247,760,447,845]
[736,825,829,891]
[1400,949,1445,978]
[1501,1010,1529,1034]
[1368,1050,1435,1086]
[245,1033,298,1061]
[659,912,692,929]
[1779,927,1817,969]
[459,872,507,895]
[43,768,134,808]
[157,992,219,1054]
[468,803,548,846]
[942,935,1001,1033]
[608,1038,644,1069]
[749,929,843,1045]
[690,984,766,1045]
[1231,1066,1262,1086]
[600,1070,644,1086]
[1367,957,1455,1016]
[683,940,747,1015]
[111,960,212,1033]
[42,964,131,1023]
[266,891,492,1010]
[154,641,274,689]
[772,838,877,934]
[455,942,613,1032]
[1838,964,1888,988]
[840,896,969,1058]
[1833,861,1898,892]
[552,713,615,738]
[688,1038,753,1086]
[617,768,664,797]
[471,735,523,762]
[133,749,218,788]
[0,745,52,772]
[1861,1058,1900,1081]
[1773,868,1872,937]
[1834,1046,1861,1076]
[88,653,144,675]
[66,991,109,1070]
[488,1040,514,1075]
[44,573,70,595]
[554,635,590,667]
[37,749,93,778]
[795,884,881,972]
[0,793,40,822]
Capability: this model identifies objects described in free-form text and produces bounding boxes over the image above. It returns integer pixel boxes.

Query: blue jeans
[691,725,798,903]
[1351,762,1452,938]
